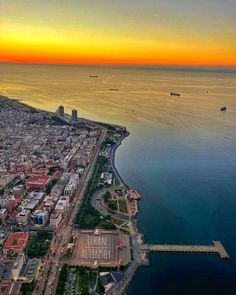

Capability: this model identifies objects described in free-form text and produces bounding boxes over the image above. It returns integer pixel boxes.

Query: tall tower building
[72,109,78,122]
[58,105,64,117]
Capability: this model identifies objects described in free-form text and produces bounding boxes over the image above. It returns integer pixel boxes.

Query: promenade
[109,131,130,188]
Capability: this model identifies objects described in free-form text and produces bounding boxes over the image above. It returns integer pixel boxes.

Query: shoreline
[109,131,146,294]
[109,130,130,188]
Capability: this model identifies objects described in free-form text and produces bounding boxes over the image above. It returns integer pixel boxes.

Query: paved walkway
[109,131,129,188]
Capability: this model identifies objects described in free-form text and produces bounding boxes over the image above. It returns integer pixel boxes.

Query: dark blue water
[116,125,236,294]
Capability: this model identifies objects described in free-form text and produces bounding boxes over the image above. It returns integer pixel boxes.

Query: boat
[110,88,119,91]
[170,92,180,96]
[220,106,227,111]
[89,75,98,78]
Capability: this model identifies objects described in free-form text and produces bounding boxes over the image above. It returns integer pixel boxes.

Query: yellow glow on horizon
[1,20,236,67]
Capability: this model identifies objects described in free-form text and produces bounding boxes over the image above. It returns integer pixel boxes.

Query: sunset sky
[0,0,236,66]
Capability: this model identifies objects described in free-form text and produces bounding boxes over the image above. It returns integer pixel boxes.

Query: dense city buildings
[0,96,111,294]
[0,96,136,295]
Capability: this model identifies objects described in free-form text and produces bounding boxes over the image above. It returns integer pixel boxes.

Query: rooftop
[26,175,51,186]
[3,232,28,252]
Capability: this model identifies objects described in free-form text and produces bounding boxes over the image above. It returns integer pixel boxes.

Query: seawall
[109,130,130,188]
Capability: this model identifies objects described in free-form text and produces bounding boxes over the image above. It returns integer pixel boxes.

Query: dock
[139,240,229,259]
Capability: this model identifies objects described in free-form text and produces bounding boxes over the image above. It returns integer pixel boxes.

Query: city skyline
[0,0,236,67]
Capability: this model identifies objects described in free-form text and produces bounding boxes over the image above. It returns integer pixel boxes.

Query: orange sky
[1,1,236,67]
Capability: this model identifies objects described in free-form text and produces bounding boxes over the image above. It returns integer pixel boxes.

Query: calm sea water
[1,63,236,294]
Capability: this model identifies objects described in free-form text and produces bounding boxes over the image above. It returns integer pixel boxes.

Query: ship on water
[170,92,180,96]
[220,106,227,111]
[110,88,119,91]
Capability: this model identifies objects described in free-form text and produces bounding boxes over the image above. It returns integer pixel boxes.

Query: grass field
[118,199,128,213]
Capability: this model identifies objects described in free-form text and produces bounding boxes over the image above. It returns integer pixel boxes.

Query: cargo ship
[220,106,227,111]
[170,92,180,96]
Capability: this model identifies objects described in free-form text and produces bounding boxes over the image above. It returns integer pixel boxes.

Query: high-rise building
[58,105,64,117]
[72,109,78,122]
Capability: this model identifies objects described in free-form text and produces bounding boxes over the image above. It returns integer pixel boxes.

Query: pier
[139,240,230,259]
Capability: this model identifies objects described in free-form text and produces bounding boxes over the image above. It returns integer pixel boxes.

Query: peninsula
[0,96,229,295]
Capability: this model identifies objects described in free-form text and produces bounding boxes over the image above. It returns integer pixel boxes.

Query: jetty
[139,240,230,259]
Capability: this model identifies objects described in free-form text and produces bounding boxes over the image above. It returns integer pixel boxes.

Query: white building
[64,173,79,197]
[50,211,62,227]
[12,254,25,281]
[16,210,30,225]
[55,195,70,214]
[101,172,113,185]
[59,195,70,207]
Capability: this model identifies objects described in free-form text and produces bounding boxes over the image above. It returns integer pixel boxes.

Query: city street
[33,128,107,295]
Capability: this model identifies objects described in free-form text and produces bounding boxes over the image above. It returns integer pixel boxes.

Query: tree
[108,201,117,211]
[103,191,111,203]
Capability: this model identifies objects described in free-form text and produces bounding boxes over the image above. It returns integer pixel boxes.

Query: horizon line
[1,61,236,70]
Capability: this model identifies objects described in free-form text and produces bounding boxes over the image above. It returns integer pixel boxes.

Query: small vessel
[170,92,180,96]
[89,75,98,78]
[110,88,119,91]
[220,106,227,111]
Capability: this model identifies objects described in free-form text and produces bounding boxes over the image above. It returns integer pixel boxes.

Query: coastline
[109,131,146,295]
[109,130,130,188]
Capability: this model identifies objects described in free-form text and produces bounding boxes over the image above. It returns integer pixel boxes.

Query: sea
[1,63,236,295]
